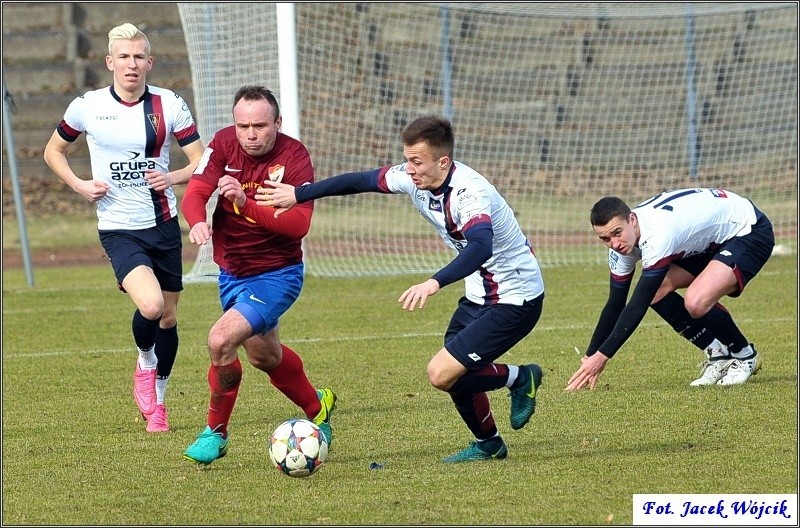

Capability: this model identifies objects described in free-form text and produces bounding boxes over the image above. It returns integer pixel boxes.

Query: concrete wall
[2,2,192,216]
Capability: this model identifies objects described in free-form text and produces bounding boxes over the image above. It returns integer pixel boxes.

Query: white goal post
[178,2,797,282]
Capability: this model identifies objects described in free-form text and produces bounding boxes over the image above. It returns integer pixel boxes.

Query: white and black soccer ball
[268,418,328,477]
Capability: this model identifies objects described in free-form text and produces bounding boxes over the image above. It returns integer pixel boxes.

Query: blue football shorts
[443,293,544,370]
[218,263,304,335]
[98,216,183,293]
[673,206,774,297]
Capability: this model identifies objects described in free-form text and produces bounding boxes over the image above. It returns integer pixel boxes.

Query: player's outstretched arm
[564,270,666,392]
[257,169,385,215]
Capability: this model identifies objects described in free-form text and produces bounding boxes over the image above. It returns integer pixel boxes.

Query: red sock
[207,358,242,437]
[268,344,320,419]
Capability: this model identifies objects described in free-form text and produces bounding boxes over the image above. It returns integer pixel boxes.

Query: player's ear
[106,55,114,71]
[438,154,450,170]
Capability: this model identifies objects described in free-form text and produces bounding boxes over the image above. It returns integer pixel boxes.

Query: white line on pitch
[3,317,795,359]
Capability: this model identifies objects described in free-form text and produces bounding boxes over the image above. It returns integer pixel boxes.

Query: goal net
[178,2,797,282]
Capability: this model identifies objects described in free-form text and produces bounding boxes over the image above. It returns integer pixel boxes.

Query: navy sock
[651,292,714,350]
[697,303,749,353]
[448,364,510,394]
[155,324,179,378]
[449,390,497,440]
[132,309,159,351]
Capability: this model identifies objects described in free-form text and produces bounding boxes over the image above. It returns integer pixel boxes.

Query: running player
[257,115,545,463]
[180,85,335,465]
[43,22,205,432]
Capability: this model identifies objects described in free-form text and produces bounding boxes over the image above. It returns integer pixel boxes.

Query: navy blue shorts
[98,217,184,293]
[674,208,774,297]
[444,294,544,371]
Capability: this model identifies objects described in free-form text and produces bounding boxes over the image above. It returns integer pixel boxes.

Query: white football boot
[717,345,762,386]
[690,341,733,386]
[690,357,734,386]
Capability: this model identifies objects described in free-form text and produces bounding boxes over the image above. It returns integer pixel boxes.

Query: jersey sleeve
[381,164,416,195]
[294,169,386,203]
[56,95,88,142]
[181,178,216,227]
[608,249,638,280]
[585,275,632,355]
[431,223,493,288]
[239,200,312,239]
[169,92,201,146]
[191,138,227,187]
[280,142,315,187]
[594,268,667,358]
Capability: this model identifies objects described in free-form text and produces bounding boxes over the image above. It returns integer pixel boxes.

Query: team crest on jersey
[710,189,728,198]
[147,113,161,133]
[268,164,285,182]
[428,199,442,212]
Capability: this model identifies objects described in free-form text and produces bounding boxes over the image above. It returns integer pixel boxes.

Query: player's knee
[207,328,235,360]
[248,353,280,372]
[684,296,711,319]
[160,312,177,328]
[137,300,164,321]
[426,364,451,391]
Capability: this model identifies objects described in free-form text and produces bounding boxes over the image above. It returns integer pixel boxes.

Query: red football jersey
[189,128,315,276]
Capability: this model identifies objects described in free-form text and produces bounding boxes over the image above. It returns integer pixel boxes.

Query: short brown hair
[401,115,454,159]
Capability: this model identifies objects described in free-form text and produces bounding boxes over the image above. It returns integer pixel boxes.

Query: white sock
[156,376,169,405]
[705,339,730,359]
[137,345,157,370]
[506,365,520,388]
[731,344,754,360]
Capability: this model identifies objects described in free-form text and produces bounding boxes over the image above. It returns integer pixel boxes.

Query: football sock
[154,324,179,378]
[730,343,755,359]
[447,363,510,395]
[137,345,158,370]
[267,344,320,420]
[207,359,242,437]
[132,309,159,354]
[650,292,715,350]
[155,375,169,405]
[697,302,749,354]
[450,390,497,440]
[505,365,520,388]
[705,338,729,359]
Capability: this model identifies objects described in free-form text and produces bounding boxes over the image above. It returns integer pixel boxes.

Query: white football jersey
[382,161,544,306]
[608,188,758,276]
[58,85,199,230]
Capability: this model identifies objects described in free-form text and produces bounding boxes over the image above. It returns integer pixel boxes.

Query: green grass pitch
[2,256,797,525]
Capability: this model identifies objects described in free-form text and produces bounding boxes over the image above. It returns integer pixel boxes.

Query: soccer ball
[268,418,328,477]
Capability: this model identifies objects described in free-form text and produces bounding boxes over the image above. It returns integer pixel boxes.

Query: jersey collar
[430,163,456,196]
[109,85,150,107]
